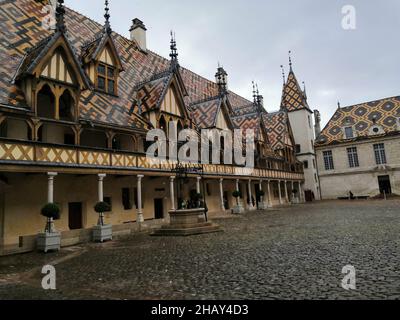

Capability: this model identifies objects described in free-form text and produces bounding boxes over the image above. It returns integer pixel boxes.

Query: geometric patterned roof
[315,96,400,147]
[281,69,310,113]
[0,0,254,131]
[263,110,294,150]
[190,96,222,129]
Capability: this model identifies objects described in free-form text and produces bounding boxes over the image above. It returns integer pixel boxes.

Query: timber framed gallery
[0,0,304,255]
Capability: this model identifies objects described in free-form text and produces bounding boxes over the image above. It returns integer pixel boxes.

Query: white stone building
[315,96,400,199]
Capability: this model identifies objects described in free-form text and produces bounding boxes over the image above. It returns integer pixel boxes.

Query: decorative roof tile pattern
[263,111,293,150]
[190,96,221,129]
[281,70,310,112]
[0,0,255,131]
[316,96,400,146]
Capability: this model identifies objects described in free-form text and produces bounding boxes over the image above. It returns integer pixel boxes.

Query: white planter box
[232,205,245,214]
[92,224,113,243]
[37,232,61,253]
[258,202,268,210]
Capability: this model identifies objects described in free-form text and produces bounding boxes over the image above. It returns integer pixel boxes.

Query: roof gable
[15,31,90,90]
[281,70,309,112]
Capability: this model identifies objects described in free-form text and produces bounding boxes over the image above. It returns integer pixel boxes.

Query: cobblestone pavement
[1,200,399,300]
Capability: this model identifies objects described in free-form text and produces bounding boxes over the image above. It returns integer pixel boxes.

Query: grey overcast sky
[65,0,400,126]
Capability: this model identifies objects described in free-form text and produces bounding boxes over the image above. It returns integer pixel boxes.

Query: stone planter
[92,224,113,243]
[232,204,245,214]
[258,202,268,210]
[37,232,61,253]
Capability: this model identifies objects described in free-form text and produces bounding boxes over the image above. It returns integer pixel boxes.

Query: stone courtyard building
[0,0,305,255]
[315,96,400,199]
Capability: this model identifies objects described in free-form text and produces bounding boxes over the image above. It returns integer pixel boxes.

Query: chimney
[314,109,322,137]
[130,18,147,52]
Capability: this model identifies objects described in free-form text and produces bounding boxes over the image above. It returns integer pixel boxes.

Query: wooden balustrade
[0,140,304,180]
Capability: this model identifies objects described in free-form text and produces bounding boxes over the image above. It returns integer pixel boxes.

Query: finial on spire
[215,64,228,95]
[288,50,293,71]
[280,65,286,85]
[104,0,112,34]
[252,81,257,104]
[169,31,178,62]
[337,101,341,109]
[55,0,66,33]
[302,81,307,99]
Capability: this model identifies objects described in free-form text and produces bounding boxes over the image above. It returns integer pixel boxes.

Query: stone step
[151,224,222,237]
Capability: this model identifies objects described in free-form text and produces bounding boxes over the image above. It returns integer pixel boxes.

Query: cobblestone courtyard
[0,200,399,300]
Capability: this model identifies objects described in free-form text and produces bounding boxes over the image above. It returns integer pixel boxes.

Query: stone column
[137,175,144,223]
[98,174,106,202]
[47,172,58,233]
[248,179,255,210]
[219,178,225,211]
[170,176,176,211]
[291,181,295,203]
[278,180,283,205]
[196,176,201,194]
[284,180,289,204]
[47,172,58,203]
[267,180,272,208]
[235,179,240,192]
[258,179,266,210]
[300,182,305,203]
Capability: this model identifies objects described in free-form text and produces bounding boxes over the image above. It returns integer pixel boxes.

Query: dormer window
[97,63,116,95]
[344,126,354,139]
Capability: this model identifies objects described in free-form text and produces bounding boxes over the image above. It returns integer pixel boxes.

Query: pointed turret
[280,51,310,112]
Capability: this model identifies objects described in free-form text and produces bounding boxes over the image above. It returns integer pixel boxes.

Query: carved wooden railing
[0,139,304,180]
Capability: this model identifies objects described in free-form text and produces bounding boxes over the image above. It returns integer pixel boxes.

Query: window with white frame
[374,143,387,165]
[323,150,334,170]
[347,147,359,168]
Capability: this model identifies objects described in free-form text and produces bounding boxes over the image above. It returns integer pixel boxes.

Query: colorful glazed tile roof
[190,96,222,129]
[0,0,256,132]
[263,110,294,150]
[281,69,310,112]
[315,96,400,146]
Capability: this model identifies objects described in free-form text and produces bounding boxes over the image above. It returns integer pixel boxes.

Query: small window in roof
[344,126,354,139]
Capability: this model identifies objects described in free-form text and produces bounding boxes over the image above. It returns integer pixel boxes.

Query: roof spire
[55,0,66,33]
[288,50,293,72]
[252,81,257,104]
[104,0,112,34]
[337,101,341,109]
[302,81,307,100]
[280,65,286,86]
[169,31,178,63]
[215,64,228,95]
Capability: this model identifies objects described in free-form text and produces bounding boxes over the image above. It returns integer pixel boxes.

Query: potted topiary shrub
[193,193,203,208]
[92,201,112,243]
[37,203,61,253]
[232,190,245,214]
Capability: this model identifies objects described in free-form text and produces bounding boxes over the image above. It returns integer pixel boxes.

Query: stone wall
[316,136,400,199]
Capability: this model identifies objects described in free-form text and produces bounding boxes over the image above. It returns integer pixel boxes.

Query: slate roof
[315,96,400,146]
